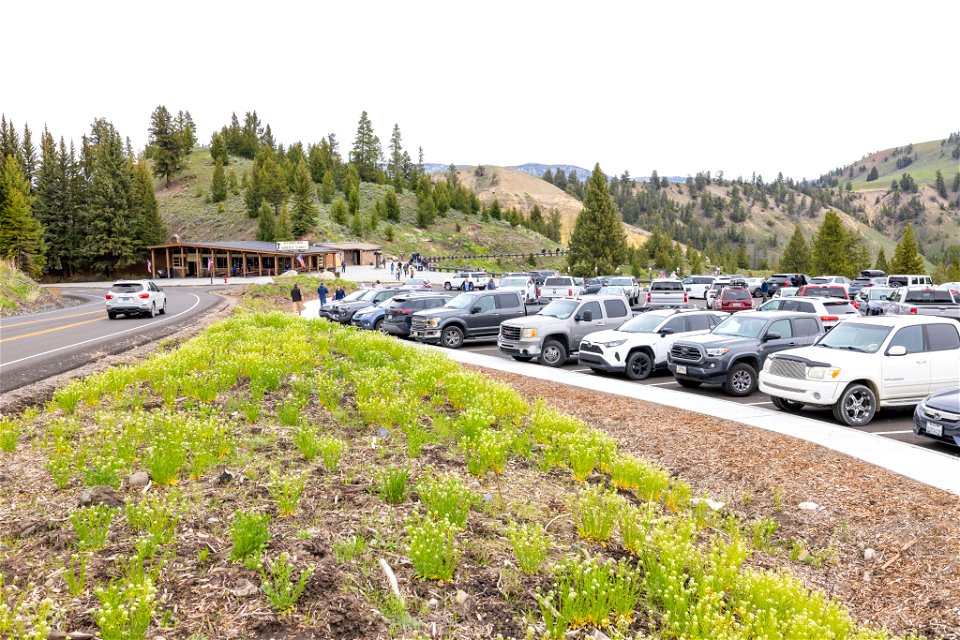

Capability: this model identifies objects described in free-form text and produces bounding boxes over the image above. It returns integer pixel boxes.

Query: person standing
[390,262,395,276]
[760,279,769,302]
[487,277,497,290]
[334,285,346,300]
[318,282,329,306]
[291,284,303,314]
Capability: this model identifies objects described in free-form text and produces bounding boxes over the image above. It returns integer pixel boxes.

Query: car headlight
[521,328,537,338]
[426,318,440,327]
[705,347,729,356]
[807,366,841,380]
[762,359,772,372]
[599,339,626,348]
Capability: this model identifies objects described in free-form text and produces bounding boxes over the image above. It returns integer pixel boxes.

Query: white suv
[106,280,167,319]
[444,271,487,291]
[578,309,727,379]
[759,316,960,426]
[756,296,860,330]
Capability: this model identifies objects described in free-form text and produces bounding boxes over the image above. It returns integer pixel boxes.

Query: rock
[797,549,810,562]
[127,471,149,488]
[485,471,496,480]
[319,271,336,281]
[454,589,469,606]
[798,501,819,511]
[427,598,439,608]
[481,492,494,503]
[703,498,725,511]
[376,427,391,439]
[219,470,234,484]
[863,548,876,560]
[592,630,612,640]
[78,485,122,508]
[863,571,872,582]
[154,636,167,640]
[229,578,259,597]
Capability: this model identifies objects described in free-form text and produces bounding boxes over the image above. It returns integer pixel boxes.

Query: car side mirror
[763,332,781,342]
[471,306,482,314]
[887,345,907,356]
[581,310,593,322]
[659,328,674,336]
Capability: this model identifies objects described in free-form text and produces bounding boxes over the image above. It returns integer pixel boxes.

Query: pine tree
[290,159,318,236]
[874,246,888,272]
[350,111,382,182]
[256,201,275,241]
[131,156,166,247]
[0,155,46,276]
[736,244,750,269]
[890,224,924,273]
[489,198,502,220]
[866,166,879,182]
[148,105,185,186]
[211,158,227,202]
[934,170,948,199]
[388,123,404,189]
[780,225,810,273]
[384,188,400,222]
[175,110,197,155]
[331,197,348,225]
[275,202,292,240]
[319,170,335,204]
[347,185,360,215]
[210,131,229,165]
[416,194,436,228]
[567,164,628,277]
[546,209,563,243]
[258,150,286,213]
[811,211,852,276]
[350,212,364,237]
[21,124,36,190]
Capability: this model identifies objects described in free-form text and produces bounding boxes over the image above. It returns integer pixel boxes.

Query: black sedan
[381,293,451,338]
[913,386,960,447]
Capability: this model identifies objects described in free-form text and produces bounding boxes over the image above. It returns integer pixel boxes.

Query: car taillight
[909,307,917,314]
[850,301,859,310]
[683,292,688,303]
[536,287,541,297]
[647,292,651,303]
[396,308,412,314]
[568,288,572,296]
[105,293,113,300]
[820,315,839,322]
[138,293,150,299]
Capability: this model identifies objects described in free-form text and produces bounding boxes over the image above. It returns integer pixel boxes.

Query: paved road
[0,287,223,394]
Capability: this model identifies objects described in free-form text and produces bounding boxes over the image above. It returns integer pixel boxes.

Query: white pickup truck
[538,276,583,300]
[639,279,689,310]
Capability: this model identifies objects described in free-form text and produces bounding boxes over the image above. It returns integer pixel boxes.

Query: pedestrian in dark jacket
[317,283,329,306]
[291,284,303,313]
[334,286,346,300]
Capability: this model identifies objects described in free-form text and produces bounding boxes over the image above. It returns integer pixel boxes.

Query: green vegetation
[0,260,53,315]
[567,164,629,277]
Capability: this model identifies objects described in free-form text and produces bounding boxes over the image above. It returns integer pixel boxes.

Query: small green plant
[145,432,185,486]
[277,398,303,426]
[741,488,755,506]
[62,553,90,597]
[566,438,600,482]
[789,537,808,561]
[318,434,345,471]
[416,474,476,528]
[462,429,510,476]
[609,454,670,501]
[574,486,621,543]
[406,514,459,581]
[46,453,72,489]
[506,522,550,574]
[70,505,117,551]
[0,575,54,639]
[750,517,780,551]
[240,400,261,423]
[664,478,692,513]
[125,492,180,545]
[84,455,124,489]
[618,502,658,556]
[269,472,307,516]
[404,423,431,458]
[292,423,319,461]
[536,555,641,634]
[260,552,315,613]
[375,465,409,504]
[230,510,271,563]
[0,417,21,452]
[332,533,367,563]
[771,485,785,512]
[53,386,83,414]
[95,578,157,640]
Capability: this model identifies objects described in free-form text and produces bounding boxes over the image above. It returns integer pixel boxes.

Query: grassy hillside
[0,260,59,316]
[154,150,567,272]
[843,138,959,191]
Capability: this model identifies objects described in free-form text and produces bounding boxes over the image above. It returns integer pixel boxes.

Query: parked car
[497,295,632,366]
[577,308,727,379]
[705,278,731,309]
[858,269,887,279]
[597,285,632,308]
[849,276,888,297]
[528,270,558,286]
[913,386,960,447]
[443,271,488,291]
[760,316,960,426]
[641,279,689,311]
[667,311,825,396]
[766,273,811,296]
[498,276,538,302]
[331,288,400,324]
[809,275,851,285]
[772,286,799,299]
[887,274,933,288]
[539,276,583,300]
[860,287,896,315]
[403,277,434,290]
[582,278,604,295]
[681,275,717,299]
[410,290,534,348]
[606,276,641,305]
[940,282,960,297]
[757,296,860,330]
[878,286,960,320]
[318,289,365,320]
[350,298,392,331]
[105,280,167,319]
[744,277,766,297]
[797,283,851,300]
[715,286,754,313]
[380,293,452,338]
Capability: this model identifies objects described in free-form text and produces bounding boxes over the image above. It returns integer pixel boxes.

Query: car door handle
[915,360,927,364]
[787,342,796,346]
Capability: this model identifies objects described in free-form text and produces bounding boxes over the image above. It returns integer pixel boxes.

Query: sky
[6,0,958,181]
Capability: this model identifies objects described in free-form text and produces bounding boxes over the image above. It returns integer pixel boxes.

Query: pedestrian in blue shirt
[318,283,329,306]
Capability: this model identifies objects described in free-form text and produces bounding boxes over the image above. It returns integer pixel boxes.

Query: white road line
[0,293,102,323]
[647,381,679,386]
[569,368,593,373]
[0,293,202,369]
[870,430,914,435]
[745,401,774,406]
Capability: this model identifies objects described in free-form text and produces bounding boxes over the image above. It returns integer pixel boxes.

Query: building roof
[148,240,336,255]
[316,241,382,251]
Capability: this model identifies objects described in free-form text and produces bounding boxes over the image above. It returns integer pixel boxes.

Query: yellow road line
[0,317,107,343]
[1,308,103,329]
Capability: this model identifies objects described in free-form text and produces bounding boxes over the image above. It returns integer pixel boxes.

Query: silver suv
[106,280,167,319]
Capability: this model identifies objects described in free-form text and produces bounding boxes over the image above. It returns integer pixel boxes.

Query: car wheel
[511,356,532,362]
[771,395,804,412]
[158,300,166,315]
[444,282,452,291]
[539,339,567,367]
[834,384,877,426]
[107,311,117,320]
[147,303,156,318]
[676,378,701,388]
[374,318,384,332]
[723,362,757,397]
[625,351,654,380]
[441,326,464,349]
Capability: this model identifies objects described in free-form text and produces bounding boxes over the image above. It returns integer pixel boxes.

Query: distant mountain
[511,163,592,181]
[422,163,455,175]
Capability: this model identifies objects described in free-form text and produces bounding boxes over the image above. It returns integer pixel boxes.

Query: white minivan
[887,274,933,288]
[682,275,716,300]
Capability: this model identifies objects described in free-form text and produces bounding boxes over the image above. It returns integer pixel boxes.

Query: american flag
[147,259,152,273]
[207,257,214,270]
[296,254,306,268]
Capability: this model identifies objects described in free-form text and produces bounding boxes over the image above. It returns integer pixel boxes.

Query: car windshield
[500,278,528,287]
[358,290,381,301]
[852,278,872,285]
[544,277,571,287]
[538,300,579,319]
[868,288,894,300]
[802,286,845,298]
[617,314,667,333]
[723,289,751,300]
[712,316,768,338]
[110,283,142,293]
[341,290,365,302]
[598,286,625,296]
[608,277,632,286]
[407,278,427,285]
[904,289,955,303]
[816,322,892,353]
[778,287,798,297]
[444,294,479,309]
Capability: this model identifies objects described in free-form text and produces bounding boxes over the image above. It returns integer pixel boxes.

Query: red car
[716,287,753,312]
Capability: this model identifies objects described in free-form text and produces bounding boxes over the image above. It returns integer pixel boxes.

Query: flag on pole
[296,254,306,268]
[207,257,214,271]
[147,259,152,273]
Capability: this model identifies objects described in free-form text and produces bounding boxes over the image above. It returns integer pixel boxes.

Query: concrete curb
[432,347,960,496]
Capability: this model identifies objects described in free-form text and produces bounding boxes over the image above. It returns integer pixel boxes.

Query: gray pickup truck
[639,279,689,311]
[881,286,960,320]
[410,290,538,348]
[497,295,632,366]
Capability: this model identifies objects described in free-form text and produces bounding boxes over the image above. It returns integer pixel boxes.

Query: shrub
[70,505,117,551]
[260,552,315,613]
[406,515,459,581]
[416,474,476,528]
[230,511,271,563]
[375,466,409,504]
[506,522,550,574]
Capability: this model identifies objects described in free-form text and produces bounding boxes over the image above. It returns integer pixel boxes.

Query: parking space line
[745,401,774,406]
[569,368,593,373]
[647,381,679,386]
[870,430,914,435]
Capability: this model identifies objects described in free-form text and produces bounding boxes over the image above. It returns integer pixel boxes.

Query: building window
[172,255,183,268]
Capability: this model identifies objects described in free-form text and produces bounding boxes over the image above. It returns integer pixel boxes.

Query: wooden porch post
[227,250,232,279]
[180,245,185,277]
[150,248,156,278]
[258,253,263,276]
[165,248,170,278]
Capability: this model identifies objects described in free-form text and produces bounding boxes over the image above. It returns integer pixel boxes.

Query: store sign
[277,241,309,251]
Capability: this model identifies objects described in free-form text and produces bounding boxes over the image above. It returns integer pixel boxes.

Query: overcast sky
[6,1,957,180]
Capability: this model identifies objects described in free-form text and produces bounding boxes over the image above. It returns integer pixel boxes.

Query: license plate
[120,297,131,302]
[676,365,687,374]
[926,422,943,437]
[411,330,421,337]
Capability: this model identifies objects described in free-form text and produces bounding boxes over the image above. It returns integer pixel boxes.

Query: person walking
[760,279,769,302]
[334,285,346,300]
[290,284,303,314]
[390,262,395,276]
[318,282,329,306]
[487,277,497,290]
[374,280,383,290]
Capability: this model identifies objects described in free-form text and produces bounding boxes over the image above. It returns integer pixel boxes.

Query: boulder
[79,485,123,508]
[127,471,149,488]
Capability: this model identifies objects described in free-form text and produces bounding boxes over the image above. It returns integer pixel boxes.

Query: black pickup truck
[409,290,541,348]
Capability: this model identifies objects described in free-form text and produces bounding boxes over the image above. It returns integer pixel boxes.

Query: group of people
[289,282,346,313]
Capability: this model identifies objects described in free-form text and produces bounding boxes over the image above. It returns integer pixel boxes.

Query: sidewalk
[433,347,960,496]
